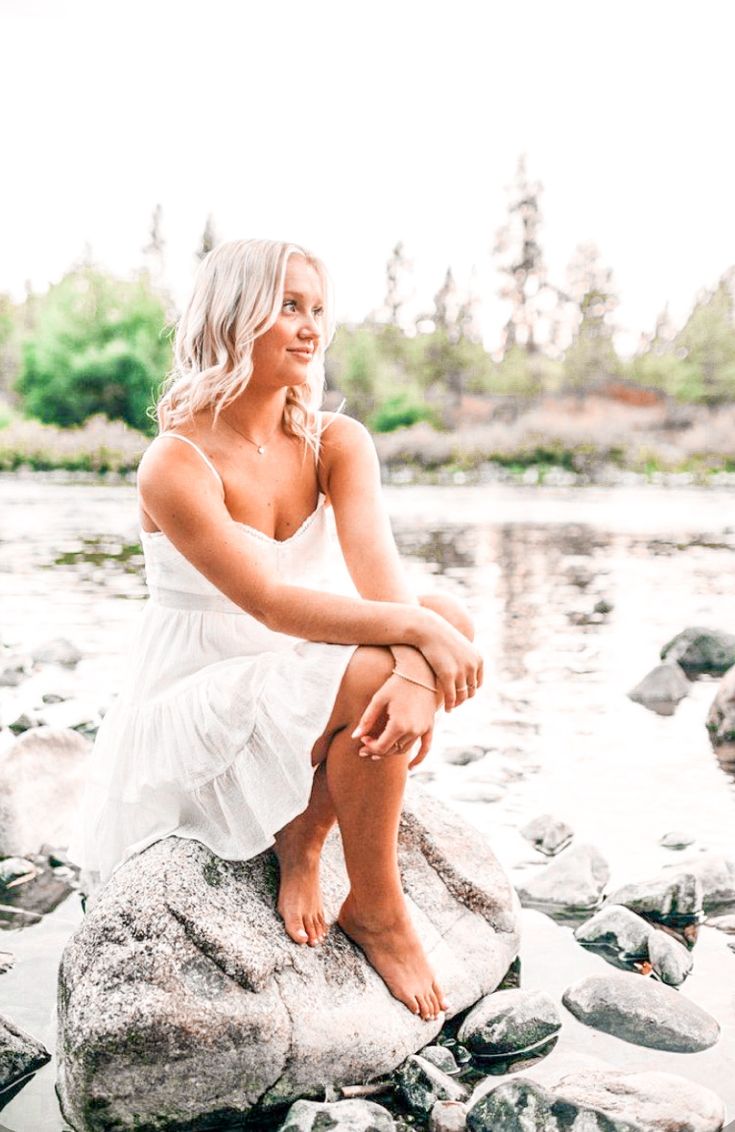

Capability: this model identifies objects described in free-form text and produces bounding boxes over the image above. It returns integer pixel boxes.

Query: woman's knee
[342,645,395,705]
[419,592,475,641]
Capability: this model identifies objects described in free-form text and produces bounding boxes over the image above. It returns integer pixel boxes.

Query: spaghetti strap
[158,433,224,493]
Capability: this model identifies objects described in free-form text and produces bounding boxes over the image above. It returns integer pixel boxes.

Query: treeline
[2,159,735,440]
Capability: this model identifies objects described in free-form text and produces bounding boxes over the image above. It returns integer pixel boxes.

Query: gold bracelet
[392,666,437,694]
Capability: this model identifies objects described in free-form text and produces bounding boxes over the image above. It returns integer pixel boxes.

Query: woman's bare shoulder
[319,412,373,454]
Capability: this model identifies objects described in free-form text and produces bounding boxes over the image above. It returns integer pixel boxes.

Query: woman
[71,239,482,1024]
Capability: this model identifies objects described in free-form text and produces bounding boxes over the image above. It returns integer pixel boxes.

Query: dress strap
[157,433,224,493]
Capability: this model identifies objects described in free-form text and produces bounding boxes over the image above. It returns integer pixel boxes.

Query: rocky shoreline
[1,615,734,1128]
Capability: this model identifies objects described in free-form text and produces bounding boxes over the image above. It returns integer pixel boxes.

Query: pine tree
[563,242,619,392]
[382,241,413,328]
[143,203,166,283]
[494,156,556,354]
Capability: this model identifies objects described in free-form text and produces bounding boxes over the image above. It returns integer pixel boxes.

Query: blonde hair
[154,239,336,455]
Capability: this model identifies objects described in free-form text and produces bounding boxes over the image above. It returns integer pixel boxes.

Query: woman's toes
[284,915,308,944]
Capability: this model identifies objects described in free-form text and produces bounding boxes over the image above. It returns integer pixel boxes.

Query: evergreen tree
[563,242,620,392]
[494,155,556,354]
[382,241,413,328]
[672,275,735,402]
[143,203,166,284]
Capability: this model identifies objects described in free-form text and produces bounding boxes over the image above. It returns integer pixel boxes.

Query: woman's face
[250,255,324,388]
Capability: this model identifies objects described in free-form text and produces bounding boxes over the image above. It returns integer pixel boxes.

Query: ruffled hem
[68,639,358,886]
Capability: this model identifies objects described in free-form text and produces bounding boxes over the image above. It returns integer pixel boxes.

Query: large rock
[660,626,735,677]
[0,726,91,856]
[57,787,520,1131]
[516,844,609,911]
[467,1069,725,1132]
[574,903,651,959]
[706,664,735,747]
[665,854,735,910]
[0,1012,51,1091]
[562,972,719,1052]
[395,1053,468,1116]
[457,989,560,1057]
[628,662,690,715]
[606,871,702,920]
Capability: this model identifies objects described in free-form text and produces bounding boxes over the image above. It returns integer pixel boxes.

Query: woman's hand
[351,673,436,769]
[415,609,484,711]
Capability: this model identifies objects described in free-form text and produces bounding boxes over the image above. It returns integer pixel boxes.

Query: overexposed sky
[2,0,734,353]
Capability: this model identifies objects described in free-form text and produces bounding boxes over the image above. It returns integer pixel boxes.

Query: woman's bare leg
[273,594,475,1011]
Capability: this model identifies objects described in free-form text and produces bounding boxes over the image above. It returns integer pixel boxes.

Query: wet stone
[659,830,695,850]
[457,989,561,1058]
[562,971,719,1052]
[0,857,38,887]
[8,711,40,735]
[442,745,487,766]
[279,1098,395,1131]
[395,1054,468,1117]
[648,929,693,986]
[0,656,31,688]
[706,664,735,747]
[468,1069,725,1132]
[516,844,609,911]
[419,1045,459,1075]
[428,1099,467,1132]
[606,871,702,921]
[520,814,574,857]
[669,854,735,909]
[628,662,691,715]
[661,626,735,677]
[30,637,83,667]
[0,951,14,974]
[574,904,651,959]
[0,1012,51,1091]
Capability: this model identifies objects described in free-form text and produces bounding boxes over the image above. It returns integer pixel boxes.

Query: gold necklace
[220,415,282,455]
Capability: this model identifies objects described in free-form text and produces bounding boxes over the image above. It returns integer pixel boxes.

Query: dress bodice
[141,496,334,614]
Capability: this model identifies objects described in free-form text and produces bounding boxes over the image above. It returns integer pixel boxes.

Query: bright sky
[2,0,734,354]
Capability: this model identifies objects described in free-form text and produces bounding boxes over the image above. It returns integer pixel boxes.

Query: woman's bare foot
[273,838,328,947]
[338,893,447,1021]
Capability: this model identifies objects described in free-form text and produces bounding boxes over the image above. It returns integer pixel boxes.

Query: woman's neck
[214,389,288,444]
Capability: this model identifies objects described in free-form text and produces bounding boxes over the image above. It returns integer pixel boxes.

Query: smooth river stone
[279,1099,395,1131]
[0,1012,51,1091]
[467,1069,725,1132]
[707,663,735,747]
[520,813,574,856]
[628,662,691,715]
[574,903,651,958]
[648,930,693,986]
[395,1054,468,1117]
[516,844,609,910]
[661,626,735,677]
[457,988,560,1056]
[562,972,719,1052]
[606,871,702,919]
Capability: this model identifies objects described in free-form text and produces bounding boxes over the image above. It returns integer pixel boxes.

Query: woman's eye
[313,307,324,318]
[283,300,297,311]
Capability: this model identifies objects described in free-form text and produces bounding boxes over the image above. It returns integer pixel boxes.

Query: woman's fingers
[359,724,416,759]
[351,689,387,742]
[409,727,433,769]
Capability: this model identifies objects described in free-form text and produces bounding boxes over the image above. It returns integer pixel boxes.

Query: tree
[196,214,218,261]
[381,241,413,328]
[143,203,166,284]
[494,155,558,355]
[563,243,620,392]
[671,276,735,402]
[15,267,172,433]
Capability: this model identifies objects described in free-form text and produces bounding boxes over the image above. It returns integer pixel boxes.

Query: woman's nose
[300,315,320,341]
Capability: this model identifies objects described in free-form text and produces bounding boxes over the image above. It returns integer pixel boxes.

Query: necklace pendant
[257,445,265,455]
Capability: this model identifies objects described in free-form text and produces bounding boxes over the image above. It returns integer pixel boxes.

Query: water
[1,474,734,1129]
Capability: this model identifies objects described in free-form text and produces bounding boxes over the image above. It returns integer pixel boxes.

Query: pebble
[429,1100,468,1132]
[520,814,574,857]
[395,1054,468,1118]
[457,988,561,1058]
[0,1012,51,1092]
[628,662,691,715]
[648,929,694,986]
[0,656,31,687]
[574,903,651,959]
[0,952,14,974]
[30,637,83,667]
[419,1045,460,1076]
[562,971,719,1052]
[516,844,609,911]
[659,830,696,850]
[442,745,487,766]
[451,783,504,804]
[660,626,735,677]
[278,1098,395,1131]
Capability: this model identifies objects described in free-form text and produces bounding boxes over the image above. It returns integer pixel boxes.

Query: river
[1,474,734,1129]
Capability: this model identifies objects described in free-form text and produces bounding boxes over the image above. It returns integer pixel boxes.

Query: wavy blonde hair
[154,239,336,455]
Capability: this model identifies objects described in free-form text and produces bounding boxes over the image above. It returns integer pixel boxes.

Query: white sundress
[69,434,359,888]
